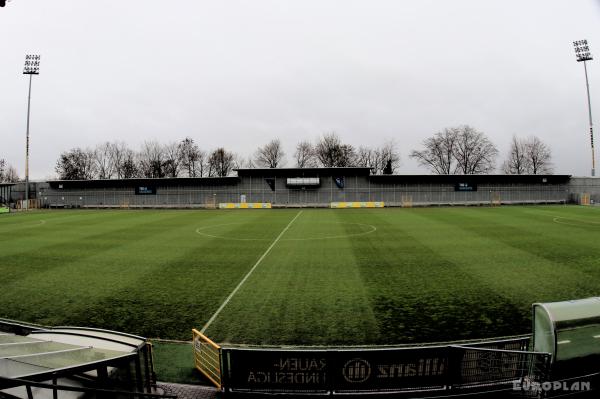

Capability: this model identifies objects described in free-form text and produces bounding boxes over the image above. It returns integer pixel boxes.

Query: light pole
[573,40,595,177]
[23,54,40,209]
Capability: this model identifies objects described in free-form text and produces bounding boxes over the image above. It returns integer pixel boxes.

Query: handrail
[192,328,220,350]
[0,376,176,398]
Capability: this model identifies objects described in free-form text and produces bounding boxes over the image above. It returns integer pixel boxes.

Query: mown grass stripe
[200,210,303,333]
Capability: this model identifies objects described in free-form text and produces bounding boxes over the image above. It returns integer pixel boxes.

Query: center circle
[195,222,377,241]
[552,216,600,227]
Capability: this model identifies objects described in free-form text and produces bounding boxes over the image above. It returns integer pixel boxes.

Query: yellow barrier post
[219,203,272,209]
[331,201,385,208]
[192,329,222,389]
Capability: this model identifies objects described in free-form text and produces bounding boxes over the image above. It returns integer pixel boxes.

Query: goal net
[490,192,501,207]
[205,196,217,209]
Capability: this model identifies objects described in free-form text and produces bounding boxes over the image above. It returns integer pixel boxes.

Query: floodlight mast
[574,40,595,177]
[23,54,40,210]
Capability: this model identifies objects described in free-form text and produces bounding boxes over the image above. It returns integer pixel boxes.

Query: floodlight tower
[23,54,40,209]
[573,40,596,177]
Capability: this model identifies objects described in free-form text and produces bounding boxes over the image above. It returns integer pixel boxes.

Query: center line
[201,210,303,333]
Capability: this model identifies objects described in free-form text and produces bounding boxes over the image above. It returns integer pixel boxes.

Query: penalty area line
[200,210,303,333]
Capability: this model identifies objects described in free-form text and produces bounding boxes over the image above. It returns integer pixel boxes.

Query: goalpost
[580,193,591,206]
[490,192,501,207]
[205,194,217,209]
[401,195,413,208]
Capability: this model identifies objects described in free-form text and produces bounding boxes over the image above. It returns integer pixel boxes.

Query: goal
[401,195,413,208]
[580,193,591,206]
[205,195,217,209]
[490,192,501,207]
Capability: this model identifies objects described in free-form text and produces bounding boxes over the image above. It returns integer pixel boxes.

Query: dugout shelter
[0,183,14,206]
[533,297,600,379]
[0,319,168,399]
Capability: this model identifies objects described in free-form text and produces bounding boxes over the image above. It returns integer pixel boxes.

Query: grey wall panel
[38,176,572,208]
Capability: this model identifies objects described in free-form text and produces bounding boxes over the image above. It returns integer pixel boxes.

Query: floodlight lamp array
[23,54,41,74]
[574,40,592,62]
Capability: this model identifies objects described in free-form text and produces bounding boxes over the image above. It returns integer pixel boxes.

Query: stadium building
[2,168,599,208]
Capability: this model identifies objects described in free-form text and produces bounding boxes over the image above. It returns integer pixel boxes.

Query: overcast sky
[1,0,600,179]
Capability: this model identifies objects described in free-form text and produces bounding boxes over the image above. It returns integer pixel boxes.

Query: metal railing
[0,376,176,399]
[192,329,222,389]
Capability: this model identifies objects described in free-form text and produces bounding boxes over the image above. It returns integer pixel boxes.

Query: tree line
[53,133,402,180]
[409,125,552,175]
[1,125,553,182]
[54,139,236,180]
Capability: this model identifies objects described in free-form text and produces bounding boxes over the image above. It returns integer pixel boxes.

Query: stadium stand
[13,168,577,209]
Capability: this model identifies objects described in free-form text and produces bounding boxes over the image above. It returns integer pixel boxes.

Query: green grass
[1,206,600,348]
[150,341,205,384]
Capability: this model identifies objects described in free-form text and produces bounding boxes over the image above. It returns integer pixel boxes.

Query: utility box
[533,297,600,377]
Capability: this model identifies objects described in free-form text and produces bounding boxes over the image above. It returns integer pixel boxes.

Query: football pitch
[1,205,599,346]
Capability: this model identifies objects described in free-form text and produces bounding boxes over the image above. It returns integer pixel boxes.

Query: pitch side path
[1,206,600,346]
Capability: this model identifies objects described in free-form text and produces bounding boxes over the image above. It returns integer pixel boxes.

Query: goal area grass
[1,205,599,349]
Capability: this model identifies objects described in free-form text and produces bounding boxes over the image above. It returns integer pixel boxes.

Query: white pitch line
[200,210,303,333]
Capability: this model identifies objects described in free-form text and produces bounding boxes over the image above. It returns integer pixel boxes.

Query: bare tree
[315,132,356,167]
[453,125,498,174]
[294,140,317,168]
[502,136,529,174]
[178,137,206,177]
[137,140,165,178]
[410,128,458,174]
[355,146,378,171]
[502,136,552,174]
[163,142,182,177]
[55,148,96,180]
[207,148,235,177]
[108,141,131,179]
[235,155,255,169]
[121,149,139,178]
[377,140,401,174]
[4,166,19,183]
[355,141,400,174]
[0,159,19,183]
[0,159,6,182]
[411,126,497,174]
[244,157,256,168]
[525,136,553,174]
[254,138,286,168]
[93,142,115,179]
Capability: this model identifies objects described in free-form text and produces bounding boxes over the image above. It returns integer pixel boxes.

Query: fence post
[446,345,462,391]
